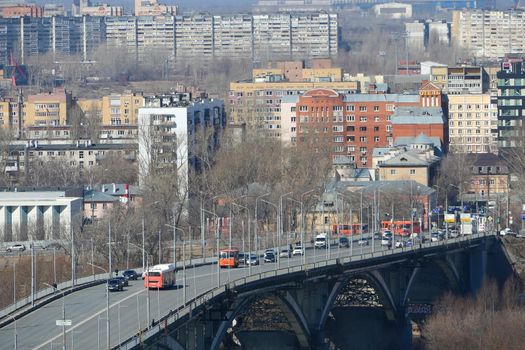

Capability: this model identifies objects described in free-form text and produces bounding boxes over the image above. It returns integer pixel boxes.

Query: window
[374,116,380,122]
[103,203,108,209]
[373,106,380,112]
[346,115,355,122]
[374,126,379,132]
[333,106,342,111]
[333,136,343,142]
[374,136,380,142]
[390,169,396,175]
[347,146,355,152]
[386,104,394,111]
[299,106,308,112]
[359,106,367,112]
[360,116,367,122]
[346,126,355,131]
[346,105,355,111]
[291,107,296,112]
[360,147,367,153]
[360,126,367,131]
[410,169,416,175]
[347,136,355,141]
[360,136,366,142]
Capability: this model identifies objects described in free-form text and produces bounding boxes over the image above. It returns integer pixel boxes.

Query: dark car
[114,276,128,287]
[107,279,123,291]
[264,252,276,263]
[122,270,138,280]
[238,253,246,265]
[339,236,350,248]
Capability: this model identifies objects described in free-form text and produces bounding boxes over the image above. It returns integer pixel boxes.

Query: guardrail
[117,232,495,350]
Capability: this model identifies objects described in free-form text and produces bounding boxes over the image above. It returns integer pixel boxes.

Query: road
[0,240,389,350]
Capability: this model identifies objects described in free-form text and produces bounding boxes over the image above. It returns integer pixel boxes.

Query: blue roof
[392,107,444,124]
[84,190,119,203]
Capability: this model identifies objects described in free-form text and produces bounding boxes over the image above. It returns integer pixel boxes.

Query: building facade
[447,94,498,153]
[291,89,420,167]
[0,190,83,242]
[496,56,525,150]
[452,9,525,59]
[137,95,225,192]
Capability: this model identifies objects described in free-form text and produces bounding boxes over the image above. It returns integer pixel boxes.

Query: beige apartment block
[23,89,72,127]
[452,9,525,59]
[447,94,498,153]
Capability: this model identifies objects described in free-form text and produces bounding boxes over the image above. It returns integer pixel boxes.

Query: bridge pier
[469,243,487,293]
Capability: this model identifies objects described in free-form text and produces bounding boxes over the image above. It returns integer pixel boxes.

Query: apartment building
[447,94,498,153]
[290,89,421,167]
[135,0,177,16]
[136,16,175,61]
[137,95,225,192]
[81,4,123,16]
[372,3,412,19]
[229,61,359,138]
[212,15,253,57]
[430,66,488,94]
[6,141,137,180]
[0,16,105,64]
[0,5,43,17]
[174,15,213,57]
[24,88,72,127]
[254,0,332,12]
[452,9,525,59]
[100,92,144,126]
[428,21,449,45]
[496,56,525,150]
[405,21,426,51]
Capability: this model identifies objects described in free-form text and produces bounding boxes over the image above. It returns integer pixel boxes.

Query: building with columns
[0,191,83,243]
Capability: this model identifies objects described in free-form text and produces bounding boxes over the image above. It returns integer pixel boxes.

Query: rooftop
[343,94,419,103]
[392,107,444,124]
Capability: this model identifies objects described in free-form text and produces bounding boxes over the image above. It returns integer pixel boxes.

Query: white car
[395,240,404,248]
[381,237,392,247]
[279,249,291,258]
[292,246,304,256]
[6,244,26,252]
[357,238,368,246]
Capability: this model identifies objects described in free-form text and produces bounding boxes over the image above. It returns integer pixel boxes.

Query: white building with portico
[0,191,83,242]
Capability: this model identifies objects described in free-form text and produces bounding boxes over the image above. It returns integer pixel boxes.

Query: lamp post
[2,312,17,350]
[44,283,66,350]
[300,189,316,265]
[164,224,187,305]
[260,198,279,268]
[202,208,220,287]
[127,243,150,327]
[279,192,293,266]
[87,263,110,349]
[231,202,250,274]
[255,192,270,254]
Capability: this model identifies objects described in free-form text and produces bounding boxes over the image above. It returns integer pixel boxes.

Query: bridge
[0,232,513,349]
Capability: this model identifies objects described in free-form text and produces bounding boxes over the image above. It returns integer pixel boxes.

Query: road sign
[444,214,455,223]
[56,319,72,326]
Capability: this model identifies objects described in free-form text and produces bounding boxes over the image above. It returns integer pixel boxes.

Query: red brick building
[295,89,421,167]
[0,5,43,18]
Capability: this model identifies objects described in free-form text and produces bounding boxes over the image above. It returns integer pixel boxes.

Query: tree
[433,152,477,205]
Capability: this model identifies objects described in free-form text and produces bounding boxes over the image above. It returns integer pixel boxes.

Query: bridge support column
[469,244,487,293]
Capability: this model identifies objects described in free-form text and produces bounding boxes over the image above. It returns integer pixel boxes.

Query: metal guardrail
[117,232,495,350]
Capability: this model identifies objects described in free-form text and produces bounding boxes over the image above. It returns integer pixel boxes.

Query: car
[264,252,277,263]
[339,237,350,248]
[500,228,517,236]
[395,240,404,248]
[122,270,138,280]
[265,249,277,256]
[238,253,246,264]
[107,278,123,291]
[114,276,128,287]
[141,271,148,279]
[6,244,25,252]
[403,240,414,247]
[292,246,304,256]
[381,238,392,248]
[431,233,440,242]
[449,230,459,238]
[279,249,291,258]
[245,254,259,265]
[357,238,368,246]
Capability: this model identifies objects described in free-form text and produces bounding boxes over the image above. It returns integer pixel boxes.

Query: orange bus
[219,249,239,268]
[332,223,369,236]
[381,221,420,236]
[144,264,176,289]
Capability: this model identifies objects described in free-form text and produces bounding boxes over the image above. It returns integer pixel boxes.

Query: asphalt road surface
[0,240,389,350]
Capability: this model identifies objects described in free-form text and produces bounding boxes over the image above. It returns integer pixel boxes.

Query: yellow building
[447,94,498,153]
[23,88,72,127]
[0,99,13,129]
[101,93,144,126]
[228,79,359,136]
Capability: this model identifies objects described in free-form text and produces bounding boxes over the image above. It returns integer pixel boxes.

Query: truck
[314,233,328,249]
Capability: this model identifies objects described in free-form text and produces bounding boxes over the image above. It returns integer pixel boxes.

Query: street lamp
[2,312,17,350]
[300,189,316,265]
[87,262,110,349]
[44,283,66,350]
[279,192,293,267]
[255,192,270,261]
[127,243,151,327]
[164,224,187,305]
[260,198,279,268]
[231,202,250,274]
[202,208,220,287]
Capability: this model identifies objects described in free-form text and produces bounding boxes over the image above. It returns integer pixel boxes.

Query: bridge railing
[117,231,495,350]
